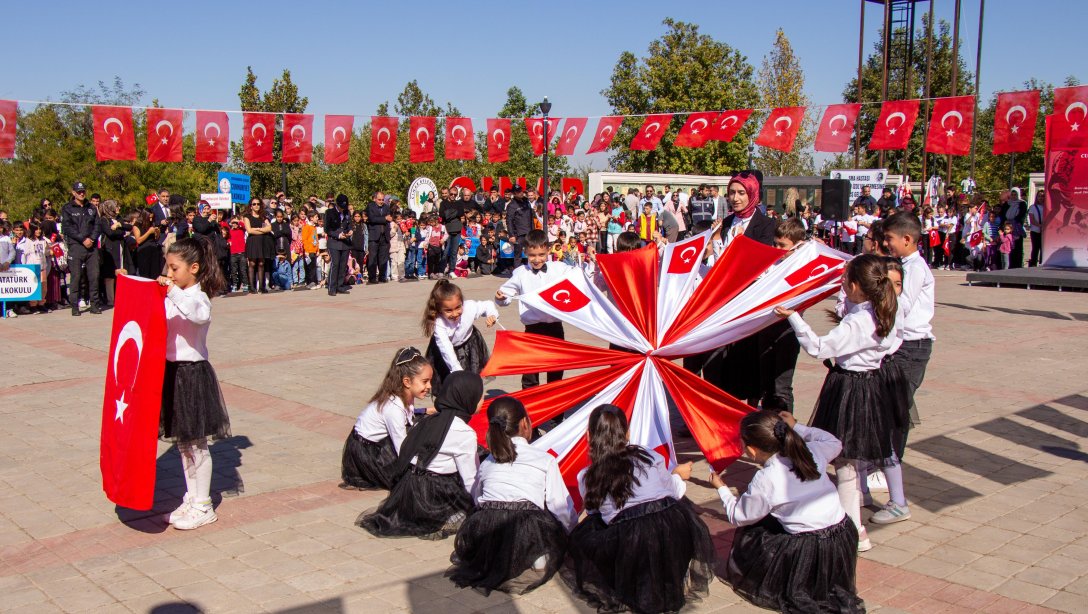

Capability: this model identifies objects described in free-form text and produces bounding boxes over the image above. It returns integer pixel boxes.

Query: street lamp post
[747,143,755,169]
[541,96,552,232]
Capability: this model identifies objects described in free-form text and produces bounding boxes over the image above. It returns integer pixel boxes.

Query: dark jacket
[365,201,392,241]
[723,210,776,247]
[350,221,368,250]
[506,198,532,237]
[270,220,292,253]
[485,198,506,215]
[192,214,219,240]
[439,199,464,234]
[324,206,352,252]
[853,194,878,213]
[61,200,100,246]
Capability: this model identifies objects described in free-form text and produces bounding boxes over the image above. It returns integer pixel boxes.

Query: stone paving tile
[0,273,1084,612]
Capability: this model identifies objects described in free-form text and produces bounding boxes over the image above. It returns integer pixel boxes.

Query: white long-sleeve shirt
[474,437,578,531]
[787,301,896,371]
[412,416,479,493]
[165,283,212,361]
[433,299,498,371]
[353,395,414,452]
[578,448,685,524]
[717,424,846,534]
[899,251,935,341]
[496,261,573,325]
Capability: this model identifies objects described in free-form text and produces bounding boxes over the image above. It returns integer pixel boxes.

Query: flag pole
[969,0,986,180]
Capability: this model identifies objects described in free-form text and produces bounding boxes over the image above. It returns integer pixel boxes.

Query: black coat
[192,215,219,240]
[722,210,776,247]
[365,201,391,241]
[60,201,100,246]
[506,198,532,237]
[324,206,352,252]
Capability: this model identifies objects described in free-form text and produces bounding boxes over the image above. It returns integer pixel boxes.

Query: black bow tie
[531,264,547,274]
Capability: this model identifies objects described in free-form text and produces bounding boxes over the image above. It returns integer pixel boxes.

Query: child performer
[157,237,230,531]
[495,229,573,390]
[340,347,433,491]
[774,254,902,552]
[422,280,498,393]
[448,397,577,595]
[711,410,864,613]
[357,371,483,540]
[758,217,807,411]
[563,405,714,614]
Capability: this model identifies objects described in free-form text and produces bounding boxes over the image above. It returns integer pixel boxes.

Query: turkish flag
[242,112,275,163]
[146,108,183,163]
[282,113,314,163]
[992,90,1040,155]
[555,117,588,156]
[526,117,562,156]
[674,112,718,148]
[540,279,591,312]
[968,230,984,247]
[370,116,399,164]
[755,107,805,152]
[444,117,475,160]
[324,115,354,164]
[708,109,753,142]
[926,96,975,156]
[100,275,168,510]
[0,100,16,159]
[487,118,511,163]
[587,116,624,154]
[666,234,707,275]
[784,254,845,287]
[814,103,861,152]
[195,111,229,163]
[868,99,920,150]
[629,114,673,150]
[410,116,436,163]
[92,106,137,161]
[1050,85,1088,150]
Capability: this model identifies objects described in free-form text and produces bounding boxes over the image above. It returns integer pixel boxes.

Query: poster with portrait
[1042,116,1088,267]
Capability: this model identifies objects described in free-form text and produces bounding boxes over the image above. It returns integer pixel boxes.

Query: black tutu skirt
[245,234,273,260]
[356,467,473,540]
[340,431,398,490]
[727,514,865,614]
[716,335,762,402]
[448,500,568,596]
[426,326,491,394]
[160,360,231,443]
[562,497,714,614]
[809,362,903,466]
[879,352,913,453]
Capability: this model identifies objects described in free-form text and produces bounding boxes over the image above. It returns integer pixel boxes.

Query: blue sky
[2,0,1082,167]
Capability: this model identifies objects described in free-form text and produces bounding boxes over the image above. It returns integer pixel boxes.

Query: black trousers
[327,248,349,295]
[758,320,801,412]
[522,322,565,389]
[67,243,100,308]
[427,245,443,275]
[1029,231,1042,267]
[351,249,367,278]
[895,339,933,426]
[511,235,527,268]
[368,238,390,282]
[1010,237,1024,269]
[304,253,318,284]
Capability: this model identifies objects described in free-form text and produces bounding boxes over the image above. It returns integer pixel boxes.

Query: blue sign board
[217,172,251,205]
[0,264,42,314]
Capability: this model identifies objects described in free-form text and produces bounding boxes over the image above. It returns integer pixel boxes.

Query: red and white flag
[926,96,975,156]
[370,116,398,164]
[708,109,753,142]
[324,115,354,164]
[444,117,475,160]
[526,117,562,156]
[195,111,229,163]
[968,230,984,248]
[0,100,17,159]
[755,106,805,152]
[992,90,1040,155]
[1050,85,1088,150]
[282,113,314,163]
[409,116,436,163]
[656,228,713,343]
[487,118,510,163]
[100,275,168,510]
[673,112,718,148]
[520,271,651,352]
[868,99,920,150]
[555,117,588,156]
[92,106,137,161]
[242,112,275,163]
[814,103,861,152]
[586,116,624,154]
[146,108,183,163]
[629,114,672,151]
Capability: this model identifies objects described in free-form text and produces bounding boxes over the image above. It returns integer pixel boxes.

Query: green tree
[755,29,814,176]
[602,19,759,175]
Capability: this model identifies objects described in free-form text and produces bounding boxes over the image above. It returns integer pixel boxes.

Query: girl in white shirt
[340,347,433,491]
[774,254,902,552]
[358,371,483,540]
[712,410,864,613]
[156,237,230,531]
[422,280,497,394]
[449,397,577,595]
[564,404,714,614]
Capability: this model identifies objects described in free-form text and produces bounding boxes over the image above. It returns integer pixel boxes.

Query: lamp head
[540,96,552,115]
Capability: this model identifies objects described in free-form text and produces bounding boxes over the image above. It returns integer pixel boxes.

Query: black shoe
[328,290,337,296]
[337,285,352,292]
[367,281,379,285]
[71,308,81,317]
[89,305,102,314]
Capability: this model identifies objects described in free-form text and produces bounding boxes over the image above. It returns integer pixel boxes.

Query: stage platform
[966,267,1088,291]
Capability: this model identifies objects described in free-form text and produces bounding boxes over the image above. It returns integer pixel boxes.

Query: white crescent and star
[773,115,793,136]
[644,121,662,136]
[679,246,697,264]
[564,125,579,142]
[332,126,347,142]
[112,320,144,423]
[941,110,964,138]
[532,122,544,138]
[415,126,431,148]
[599,124,615,142]
[720,115,739,128]
[885,111,907,135]
[492,128,506,149]
[154,119,174,145]
[251,122,267,146]
[552,289,571,304]
[828,113,848,137]
[690,117,709,134]
[1065,101,1087,131]
[103,117,124,143]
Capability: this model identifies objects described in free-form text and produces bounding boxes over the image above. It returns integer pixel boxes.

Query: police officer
[688,184,717,228]
[61,181,102,315]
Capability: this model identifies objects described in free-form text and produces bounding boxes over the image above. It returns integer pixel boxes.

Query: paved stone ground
[1,271,1086,613]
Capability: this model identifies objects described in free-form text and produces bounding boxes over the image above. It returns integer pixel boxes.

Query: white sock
[883,457,907,507]
[859,461,871,497]
[179,442,196,501]
[835,459,862,531]
[190,439,213,510]
[532,555,547,571]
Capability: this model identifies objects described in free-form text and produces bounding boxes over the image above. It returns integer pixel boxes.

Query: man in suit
[365,191,392,284]
[324,194,353,296]
[150,187,172,246]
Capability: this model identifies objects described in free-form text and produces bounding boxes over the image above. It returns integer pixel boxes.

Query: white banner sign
[829,169,889,201]
[407,177,437,218]
[200,193,233,210]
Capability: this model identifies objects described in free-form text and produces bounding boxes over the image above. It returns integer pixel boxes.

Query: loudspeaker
[820,179,851,222]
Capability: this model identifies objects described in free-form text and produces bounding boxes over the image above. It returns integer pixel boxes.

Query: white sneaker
[532,555,548,571]
[857,526,873,552]
[78,299,88,311]
[871,501,912,525]
[167,493,192,524]
[173,503,217,530]
[866,470,888,492]
[5,309,16,319]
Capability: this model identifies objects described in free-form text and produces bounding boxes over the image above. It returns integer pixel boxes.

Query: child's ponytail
[421,279,462,337]
[485,396,528,464]
[739,410,820,482]
[778,421,820,482]
[845,254,897,338]
[168,236,226,297]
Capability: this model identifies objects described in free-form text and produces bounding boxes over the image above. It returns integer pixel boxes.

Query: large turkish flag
[242,112,276,163]
[195,111,229,163]
[92,106,137,161]
[324,114,354,164]
[754,107,805,152]
[992,90,1040,155]
[486,118,510,163]
[409,116,436,163]
[146,108,184,163]
[1050,85,1088,150]
[629,114,673,151]
[925,95,975,156]
[101,275,168,510]
[868,99,920,150]
[586,116,624,154]
[814,103,861,152]
[282,113,314,163]
[0,100,15,159]
[444,117,475,160]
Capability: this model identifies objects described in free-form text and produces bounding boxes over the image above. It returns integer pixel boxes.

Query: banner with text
[828,169,890,201]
